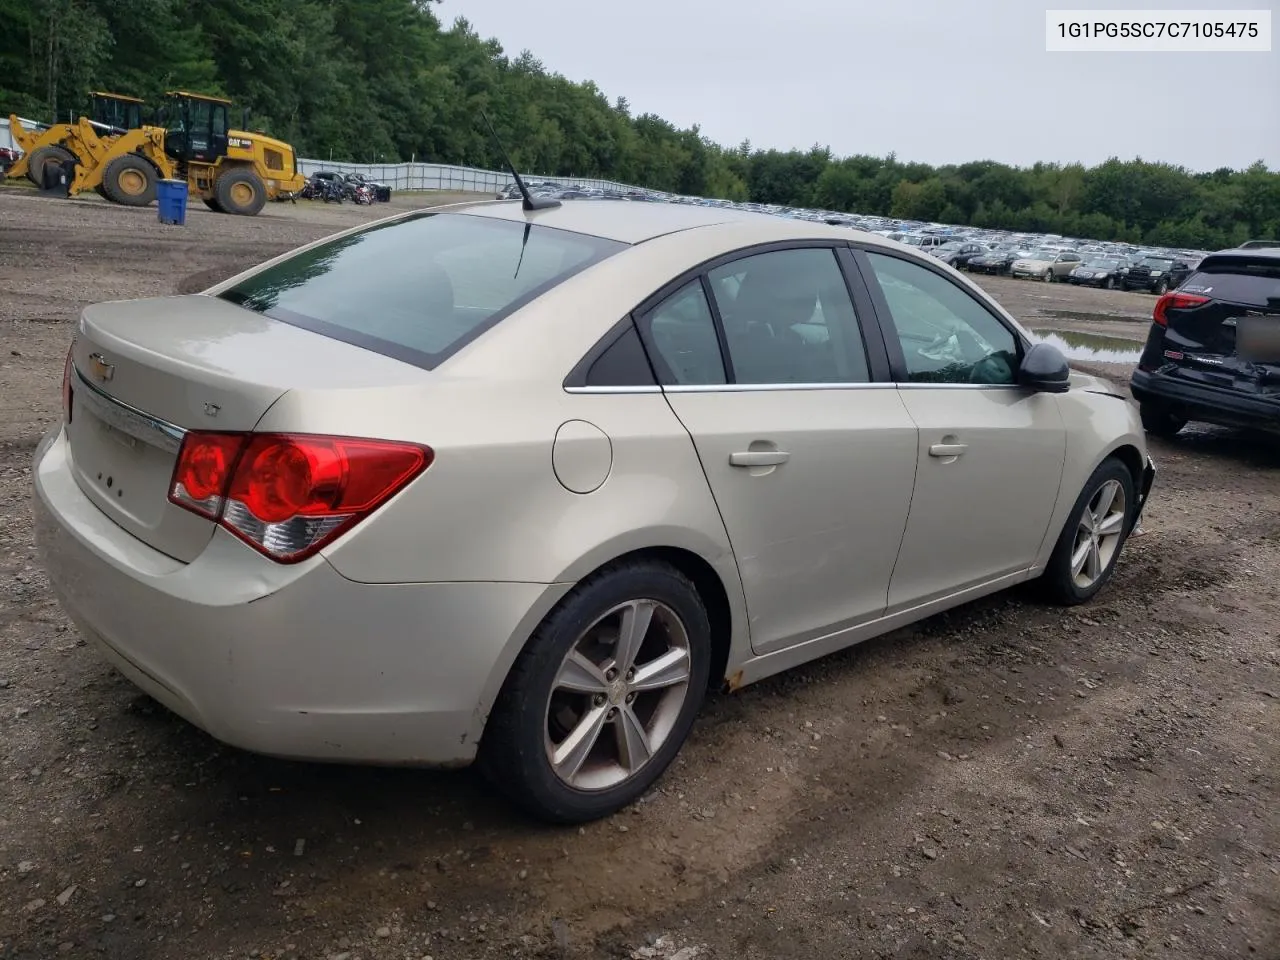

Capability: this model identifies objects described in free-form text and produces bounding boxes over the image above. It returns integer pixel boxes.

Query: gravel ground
[1,189,1277,960]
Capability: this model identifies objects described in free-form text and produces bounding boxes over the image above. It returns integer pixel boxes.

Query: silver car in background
[33,200,1155,822]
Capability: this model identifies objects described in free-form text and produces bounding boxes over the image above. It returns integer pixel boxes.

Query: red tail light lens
[168,432,431,562]
[62,344,74,424]
[1153,292,1209,327]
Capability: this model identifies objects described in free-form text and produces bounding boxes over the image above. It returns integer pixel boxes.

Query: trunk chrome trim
[72,367,187,454]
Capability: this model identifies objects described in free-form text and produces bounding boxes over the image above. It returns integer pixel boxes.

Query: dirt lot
[1,190,1277,960]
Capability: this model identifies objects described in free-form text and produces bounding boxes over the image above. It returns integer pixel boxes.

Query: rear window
[1182,258,1280,306]
[219,212,625,369]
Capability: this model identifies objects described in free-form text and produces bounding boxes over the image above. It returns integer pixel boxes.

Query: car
[1067,258,1125,289]
[33,200,1156,824]
[1130,246,1280,437]
[930,241,988,268]
[1121,255,1194,294]
[0,145,19,173]
[1011,249,1083,281]
[968,246,1031,276]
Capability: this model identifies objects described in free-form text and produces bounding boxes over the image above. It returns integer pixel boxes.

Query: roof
[165,90,233,104]
[1200,247,1280,266]
[90,91,144,103]
[458,197,851,245]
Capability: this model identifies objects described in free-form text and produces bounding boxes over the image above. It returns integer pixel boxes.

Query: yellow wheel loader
[71,91,306,216]
[6,91,144,185]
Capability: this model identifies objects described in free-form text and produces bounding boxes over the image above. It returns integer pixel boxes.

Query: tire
[25,145,74,186]
[101,154,157,206]
[479,560,712,823]
[1154,279,1169,295]
[1103,277,1113,290]
[1042,270,1054,283]
[214,168,267,216]
[202,196,224,212]
[1140,401,1186,439]
[1039,458,1136,606]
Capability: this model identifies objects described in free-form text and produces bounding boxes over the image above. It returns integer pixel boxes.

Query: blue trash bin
[156,179,188,226]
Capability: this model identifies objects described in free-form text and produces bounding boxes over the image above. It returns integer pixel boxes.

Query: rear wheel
[1039,458,1135,605]
[26,145,74,186]
[1140,401,1186,439]
[214,168,267,216]
[479,561,711,823]
[101,155,157,206]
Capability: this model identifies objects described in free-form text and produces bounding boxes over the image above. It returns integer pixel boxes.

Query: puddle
[1031,329,1143,363]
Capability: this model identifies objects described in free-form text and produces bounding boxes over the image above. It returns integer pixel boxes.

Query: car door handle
[729,450,791,467]
[928,442,968,458]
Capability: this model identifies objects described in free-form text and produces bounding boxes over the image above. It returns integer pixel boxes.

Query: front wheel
[1042,270,1054,283]
[214,168,267,216]
[479,561,711,823]
[1154,279,1169,295]
[1039,458,1136,605]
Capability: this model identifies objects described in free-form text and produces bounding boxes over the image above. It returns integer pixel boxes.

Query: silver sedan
[33,198,1155,823]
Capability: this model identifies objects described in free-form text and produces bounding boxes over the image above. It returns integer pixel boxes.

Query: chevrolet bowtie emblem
[88,352,114,382]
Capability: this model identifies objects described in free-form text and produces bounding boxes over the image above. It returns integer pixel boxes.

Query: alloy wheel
[1071,479,1127,589]
[544,599,692,791]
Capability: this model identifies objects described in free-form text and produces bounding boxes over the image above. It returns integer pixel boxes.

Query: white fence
[296,158,657,196]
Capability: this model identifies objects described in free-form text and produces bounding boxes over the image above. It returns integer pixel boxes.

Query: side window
[865,251,1020,386]
[583,324,656,387]
[638,281,726,385]
[707,248,869,384]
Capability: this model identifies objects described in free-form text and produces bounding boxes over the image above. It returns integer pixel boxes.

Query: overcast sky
[448,0,1278,172]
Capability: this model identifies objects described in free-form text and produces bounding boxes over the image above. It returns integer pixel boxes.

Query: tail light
[1153,292,1209,326]
[61,343,75,424]
[168,432,431,563]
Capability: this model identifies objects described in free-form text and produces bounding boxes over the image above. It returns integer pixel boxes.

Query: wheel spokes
[612,599,655,676]
[1096,510,1125,537]
[1092,481,1119,524]
[1086,539,1102,581]
[1071,538,1092,578]
[551,704,609,783]
[555,650,610,695]
[615,705,652,772]
[631,647,691,692]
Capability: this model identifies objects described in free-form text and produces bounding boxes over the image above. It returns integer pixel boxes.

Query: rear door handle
[928,443,968,458]
[729,450,791,467]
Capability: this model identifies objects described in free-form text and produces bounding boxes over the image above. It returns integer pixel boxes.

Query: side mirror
[1019,342,1071,393]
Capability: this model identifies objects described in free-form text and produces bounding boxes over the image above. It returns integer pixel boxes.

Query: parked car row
[299,170,393,203]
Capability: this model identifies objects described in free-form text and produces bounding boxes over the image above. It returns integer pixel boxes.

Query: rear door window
[1182,259,1280,306]
[219,213,625,369]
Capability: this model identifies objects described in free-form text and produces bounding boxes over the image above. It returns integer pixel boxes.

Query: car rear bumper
[1131,369,1280,432]
[32,426,564,766]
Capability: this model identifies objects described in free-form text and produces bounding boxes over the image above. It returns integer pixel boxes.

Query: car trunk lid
[1159,259,1280,396]
[66,294,430,562]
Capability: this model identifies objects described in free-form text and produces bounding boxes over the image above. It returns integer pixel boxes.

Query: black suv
[1131,247,1280,437]
[1122,255,1195,294]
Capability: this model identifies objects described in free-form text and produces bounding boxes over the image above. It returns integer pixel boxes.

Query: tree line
[2,0,1277,248]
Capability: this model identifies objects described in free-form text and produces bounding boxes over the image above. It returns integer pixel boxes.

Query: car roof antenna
[481,110,560,212]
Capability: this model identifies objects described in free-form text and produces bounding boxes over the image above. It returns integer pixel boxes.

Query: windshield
[1143,257,1176,268]
[219,212,625,369]
[1084,259,1119,268]
[901,236,926,246]
[1030,249,1058,260]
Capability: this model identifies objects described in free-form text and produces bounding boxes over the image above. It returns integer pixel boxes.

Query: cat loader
[70,90,306,216]
[5,91,144,185]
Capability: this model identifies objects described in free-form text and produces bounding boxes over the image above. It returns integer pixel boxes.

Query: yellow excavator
[6,91,144,185]
[7,90,305,216]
